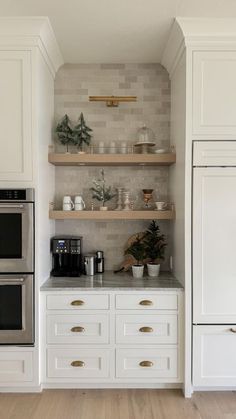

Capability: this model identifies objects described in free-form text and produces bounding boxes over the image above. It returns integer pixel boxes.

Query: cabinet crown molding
[0,17,64,77]
[162,17,236,76]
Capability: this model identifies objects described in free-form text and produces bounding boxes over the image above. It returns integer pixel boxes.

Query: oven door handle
[0,277,25,283]
[0,204,24,209]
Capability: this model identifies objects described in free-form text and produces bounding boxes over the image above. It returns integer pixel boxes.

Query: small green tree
[125,237,146,265]
[90,169,116,208]
[144,220,166,262]
[55,114,73,153]
[73,112,93,152]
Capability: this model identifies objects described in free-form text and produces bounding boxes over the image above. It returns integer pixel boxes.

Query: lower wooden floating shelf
[49,210,175,220]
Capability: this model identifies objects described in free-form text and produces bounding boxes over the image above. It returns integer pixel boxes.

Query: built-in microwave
[0,274,34,344]
[0,189,34,273]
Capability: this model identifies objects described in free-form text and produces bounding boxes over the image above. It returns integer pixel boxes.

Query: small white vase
[132,264,144,279]
[147,263,160,277]
[100,206,108,211]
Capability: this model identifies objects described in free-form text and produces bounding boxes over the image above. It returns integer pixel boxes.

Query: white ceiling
[1,0,236,63]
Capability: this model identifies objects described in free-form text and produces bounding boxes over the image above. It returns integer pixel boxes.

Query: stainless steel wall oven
[0,189,34,345]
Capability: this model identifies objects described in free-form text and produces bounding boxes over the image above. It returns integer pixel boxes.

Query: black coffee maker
[51,236,83,277]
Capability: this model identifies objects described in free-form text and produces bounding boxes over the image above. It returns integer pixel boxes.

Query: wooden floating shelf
[48,153,176,167]
[49,210,175,220]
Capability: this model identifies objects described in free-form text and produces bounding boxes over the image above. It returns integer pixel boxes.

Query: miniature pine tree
[55,114,73,153]
[124,237,146,265]
[144,220,166,262]
[73,112,93,152]
[90,169,116,208]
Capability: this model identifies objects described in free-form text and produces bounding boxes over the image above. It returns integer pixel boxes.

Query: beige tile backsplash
[54,63,171,271]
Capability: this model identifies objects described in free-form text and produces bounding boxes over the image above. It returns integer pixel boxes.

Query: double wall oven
[0,189,34,345]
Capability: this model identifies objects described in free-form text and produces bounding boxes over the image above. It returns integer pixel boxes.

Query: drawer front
[116,314,177,344]
[115,294,178,310]
[116,348,178,379]
[47,314,109,344]
[193,141,236,166]
[47,348,110,378]
[193,325,236,387]
[46,294,109,310]
[0,351,33,383]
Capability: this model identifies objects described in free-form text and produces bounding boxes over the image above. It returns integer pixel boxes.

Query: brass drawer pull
[139,360,153,367]
[71,326,85,333]
[139,300,153,306]
[71,360,85,367]
[139,326,153,333]
[71,300,85,306]
[230,328,236,333]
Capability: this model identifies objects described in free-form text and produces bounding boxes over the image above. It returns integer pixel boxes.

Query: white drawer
[46,294,109,310]
[116,348,178,379]
[115,294,178,310]
[193,141,236,166]
[47,314,109,344]
[47,348,110,379]
[0,351,33,383]
[193,325,236,387]
[116,314,177,344]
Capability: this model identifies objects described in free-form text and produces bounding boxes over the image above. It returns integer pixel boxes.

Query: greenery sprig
[90,169,116,207]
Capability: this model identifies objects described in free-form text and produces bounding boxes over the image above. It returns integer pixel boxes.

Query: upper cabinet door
[192,51,236,139]
[0,51,32,182]
[193,167,236,323]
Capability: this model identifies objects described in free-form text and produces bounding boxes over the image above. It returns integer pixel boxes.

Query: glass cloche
[136,124,155,144]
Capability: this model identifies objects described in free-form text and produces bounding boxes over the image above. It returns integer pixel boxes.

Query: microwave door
[0,203,34,273]
[0,275,34,345]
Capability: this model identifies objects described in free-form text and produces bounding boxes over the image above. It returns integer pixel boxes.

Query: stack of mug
[63,195,86,211]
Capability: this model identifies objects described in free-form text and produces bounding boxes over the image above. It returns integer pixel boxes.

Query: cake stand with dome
[134,124,156,154]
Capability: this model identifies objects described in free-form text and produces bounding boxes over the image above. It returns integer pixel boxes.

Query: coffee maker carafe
[51,236,83,277]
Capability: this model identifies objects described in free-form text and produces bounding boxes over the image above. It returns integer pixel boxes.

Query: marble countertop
[40,271,184,291]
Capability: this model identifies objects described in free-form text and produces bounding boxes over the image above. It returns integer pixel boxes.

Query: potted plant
[90,169,116,210]
[72,112,93,154]
[55,114,73,153]
[144,220,167,277]
[125,236,146,278]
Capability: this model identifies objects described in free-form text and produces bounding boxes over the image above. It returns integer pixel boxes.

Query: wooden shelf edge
[48,153,176,166]
[49,210,175,220]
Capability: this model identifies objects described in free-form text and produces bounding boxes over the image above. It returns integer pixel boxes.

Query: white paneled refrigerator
[192,141,236,387]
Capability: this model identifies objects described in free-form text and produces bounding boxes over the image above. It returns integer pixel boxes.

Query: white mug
[155,201,167,211]
[74,195,85,211]
[63,196,74,211]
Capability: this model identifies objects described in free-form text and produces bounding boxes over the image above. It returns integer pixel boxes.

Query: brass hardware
[71,300,85,306]
[230,328,236,333]
[139,300,153,306]
[139,360,153,367]
[139,326,153,333]
[71,326,85,333]
[71,360,85,367]
[89,95,137,108]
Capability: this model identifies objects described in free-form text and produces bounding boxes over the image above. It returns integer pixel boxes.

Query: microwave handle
[0,204,24,209]
[0,277,25,283]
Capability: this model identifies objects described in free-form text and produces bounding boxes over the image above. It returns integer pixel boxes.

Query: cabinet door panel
[193,51,236,138]
[193,168,236,323]
[193,325,236,387]
[0,51,32,181]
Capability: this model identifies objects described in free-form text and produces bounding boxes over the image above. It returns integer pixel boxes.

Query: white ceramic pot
[100,206,108,211]
[132,264,144,279]
[147,263,160,277]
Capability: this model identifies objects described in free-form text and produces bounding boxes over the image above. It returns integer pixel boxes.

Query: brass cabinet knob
[71,300,85,306]
[71,326,85,333]
[230,328,236,333]
[139,300,153,306]
[71,360,85,367]
[139,326,153,333]
[139,360,154,367]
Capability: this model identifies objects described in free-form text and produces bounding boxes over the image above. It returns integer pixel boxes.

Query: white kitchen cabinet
[193,166,236,324]
[0,351,33,383]
[0,50,32,182]
[193,325,236,387]
[41,289,183,387]
[192,51,236,139]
